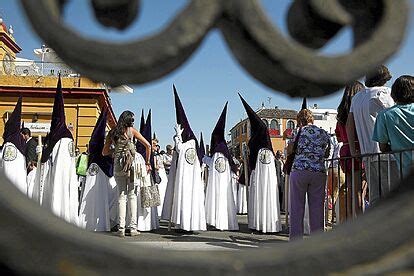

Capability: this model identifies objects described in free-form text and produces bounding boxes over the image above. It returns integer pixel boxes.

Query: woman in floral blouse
[287,109,331,240]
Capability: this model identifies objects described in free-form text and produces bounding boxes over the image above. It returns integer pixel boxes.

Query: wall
[0,95,103,153]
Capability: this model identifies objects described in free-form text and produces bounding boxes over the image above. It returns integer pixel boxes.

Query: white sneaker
[116,229,125,237]
[129,229,140,237]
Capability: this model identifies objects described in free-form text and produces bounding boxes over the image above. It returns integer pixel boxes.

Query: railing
[2,60,79,77]
[325,148,414,225]
[1,0,411,274]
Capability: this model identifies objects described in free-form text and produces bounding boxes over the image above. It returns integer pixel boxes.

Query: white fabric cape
[78,163,118,231]
[156,155,168,217]
[248,148,282,233]
[231,172,238,207]
[0,142,27,195]
[27,167,37,198]
[36,137,79,225]
[161,139,206,231]
[204,153,238,230]
[237,182,248,215]
[135,153,159,231]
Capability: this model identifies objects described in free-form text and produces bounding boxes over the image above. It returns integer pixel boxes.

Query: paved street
[101,215,289,251]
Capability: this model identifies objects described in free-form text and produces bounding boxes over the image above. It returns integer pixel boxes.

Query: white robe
[27,167,37,198]
[248,148,282,233]
[204,153,239,230]
[78,163,118,231]
[231,172,238,207]
[37,138,79,225]
[161,139,206,231]
[0,142,27,194]
[135,153,159,231]
[155,155,168,217]
[237,183,248,215]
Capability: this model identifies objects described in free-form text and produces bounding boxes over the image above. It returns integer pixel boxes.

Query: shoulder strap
[292,128,302,153]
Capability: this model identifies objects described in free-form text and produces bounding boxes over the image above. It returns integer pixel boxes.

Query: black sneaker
[110,224,119,232]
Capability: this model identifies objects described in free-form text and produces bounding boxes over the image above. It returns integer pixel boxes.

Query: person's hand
[35,146,42,154]
[146,164,152,173]
[174,124,183,137]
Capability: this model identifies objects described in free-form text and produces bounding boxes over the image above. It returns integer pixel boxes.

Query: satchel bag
[153,170,162,184]
[284,128,302,175]
[140,183,161,208]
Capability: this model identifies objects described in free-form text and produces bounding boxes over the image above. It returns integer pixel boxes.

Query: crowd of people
[1,66,413,241]
[283,65,414,239]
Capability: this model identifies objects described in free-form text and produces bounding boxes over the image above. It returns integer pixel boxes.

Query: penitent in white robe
[156,155,168,217]
[0,142,27,194]
[204,153,238,230]
[38,138,79,225]
[161,139,206,231]
[135,153,159,231]
[248,148,282,233]
[78,164,118,231]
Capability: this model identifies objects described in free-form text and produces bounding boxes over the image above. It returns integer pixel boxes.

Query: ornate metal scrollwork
[0,1,412,274]
[20,0,409,97]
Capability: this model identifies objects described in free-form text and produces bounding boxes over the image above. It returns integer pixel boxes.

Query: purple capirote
[289,170,326,240]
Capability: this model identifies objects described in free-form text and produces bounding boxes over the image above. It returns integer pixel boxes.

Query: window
[286,120,295,130]
[270,119,279,130]
[262,119,269,128]
[242,124,247,134]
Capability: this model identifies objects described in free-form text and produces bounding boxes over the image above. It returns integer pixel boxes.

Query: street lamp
[41,44,46,76]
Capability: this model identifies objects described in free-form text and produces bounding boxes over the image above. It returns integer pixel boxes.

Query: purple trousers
[289,170,326,240]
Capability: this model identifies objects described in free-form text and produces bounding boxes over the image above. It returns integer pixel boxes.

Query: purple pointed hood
[41,76,73,163]
[136,109,146,157]
[88,109,114,177]
[239,94,273,172]
[143,109,152,150]
[301,97,307,110]
[173,85,202,165]
[198,132,206,159]
[139,110,158,182]
[3,96,26,154]
[139,109,145,133]
[210,102,237,173]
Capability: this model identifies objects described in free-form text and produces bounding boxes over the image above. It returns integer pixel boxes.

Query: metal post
[35,135,43,203]
[351,157,356,218]
[399,151,403,182]
[242,144,249,213]
[387,154,391,193]
[378,153,382,199]
[344,158,348,220]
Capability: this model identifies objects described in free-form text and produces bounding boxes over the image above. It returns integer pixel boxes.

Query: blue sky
[2,1,414,147]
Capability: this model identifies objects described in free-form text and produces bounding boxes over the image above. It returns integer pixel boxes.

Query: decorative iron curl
[20,0,408,97]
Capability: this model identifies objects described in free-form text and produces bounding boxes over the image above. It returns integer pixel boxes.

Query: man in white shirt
[346,65,398,206]
[163,144,173,175]
[327,135,345,224]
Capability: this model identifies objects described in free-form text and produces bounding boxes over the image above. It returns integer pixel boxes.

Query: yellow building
[229,107,297,159]
[0,19,116,152]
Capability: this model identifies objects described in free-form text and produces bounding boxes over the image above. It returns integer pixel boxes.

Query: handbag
[76,153,88,176]
[140,175,161,208]
[283,128,302,175]
[153,170,162,184]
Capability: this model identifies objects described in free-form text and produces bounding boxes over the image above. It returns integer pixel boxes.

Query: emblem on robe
[185,148,196,165]
[68,141,76,157]
[2,144,17,161]
[214,157,226,173]
[88,163,99,176]
[259,149,272,164]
